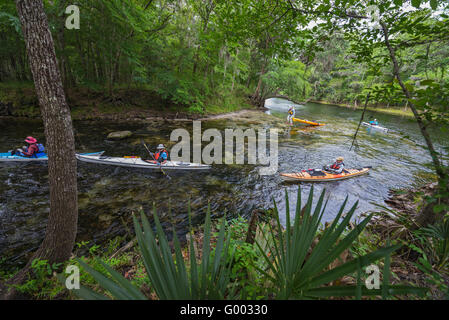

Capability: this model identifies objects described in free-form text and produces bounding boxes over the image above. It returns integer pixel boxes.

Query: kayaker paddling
[280,166,370,182]
[287,106,295,125]
[323,156,345,174]
[1,151,104,162]
[153,144,168,164]
[369,118,379,126]
[76,153,210,170]
[10,136,43,158]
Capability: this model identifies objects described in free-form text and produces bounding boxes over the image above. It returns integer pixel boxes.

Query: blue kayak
[0,151,104,162]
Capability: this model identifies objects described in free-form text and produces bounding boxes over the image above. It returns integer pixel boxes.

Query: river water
[0,99,446,270]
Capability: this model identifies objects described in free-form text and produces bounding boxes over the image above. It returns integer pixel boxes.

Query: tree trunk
[252,60,266,105]
[302,64,309,98]
[2,0,78,299]
[380,20,448,226]
[252,35,270,106]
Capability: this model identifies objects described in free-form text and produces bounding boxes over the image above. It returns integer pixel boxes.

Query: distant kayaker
[369,118,378,126]
[324,156,345,174]
[154,144,168,164]
[10,136,40,157]
[287,106,295,125]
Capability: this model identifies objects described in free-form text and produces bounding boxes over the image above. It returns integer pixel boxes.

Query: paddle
[140,139,171,180]
[357,166,372,170]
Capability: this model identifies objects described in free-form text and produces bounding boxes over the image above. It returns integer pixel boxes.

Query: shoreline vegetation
[0,83,258,121]
[2,183,445,300]
[0,82,416,121]
[309,100,414,118]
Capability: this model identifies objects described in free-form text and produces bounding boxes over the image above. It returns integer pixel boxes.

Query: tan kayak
[280,167,370,182]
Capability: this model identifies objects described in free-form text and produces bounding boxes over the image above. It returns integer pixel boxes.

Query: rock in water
[107,130,133,140]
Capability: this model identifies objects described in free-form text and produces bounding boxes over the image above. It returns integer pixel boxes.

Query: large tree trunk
[252,60,266,102]
[1,0,78,299]
[380,20,448,227]
[251,35,270,107]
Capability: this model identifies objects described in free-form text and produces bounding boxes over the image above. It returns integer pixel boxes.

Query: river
[1,98,446,270]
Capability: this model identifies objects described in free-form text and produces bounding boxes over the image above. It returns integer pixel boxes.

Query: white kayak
[76,154,211,170]
[362,122,389,132]
[0,151,104,162]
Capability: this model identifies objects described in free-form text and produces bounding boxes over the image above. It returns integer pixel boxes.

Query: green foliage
[214,216,264,299]
[409,243,449,298]
[62,205,235,300]
[420,217,449,268]
[13,259,65,299]
[263,60,311,101]
[2,0,447,119]
[255,187,426,299]
[55,188,429,300]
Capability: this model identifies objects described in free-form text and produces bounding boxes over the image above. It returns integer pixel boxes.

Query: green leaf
[411,0,421,8]
[430,0,438,10]
[309,245,401,288]
[56,273,109,300]
[433,204,447,214]
[75,258,134,300]
[97,260,147,300]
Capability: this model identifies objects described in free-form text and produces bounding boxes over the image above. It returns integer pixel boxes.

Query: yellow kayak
[292,117,325,126]
[280,168,370,182]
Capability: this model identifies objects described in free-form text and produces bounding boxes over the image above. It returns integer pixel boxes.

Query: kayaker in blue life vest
[10,136,41,157]
[369,118,378,126]
[154,144,168,164]
[323,156,345,174]
[287,106,295,125]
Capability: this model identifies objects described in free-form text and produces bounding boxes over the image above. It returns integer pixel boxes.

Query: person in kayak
[287,106,295,125]
[369,118,378,126]
[323,156,345,174]
[10,136,40,157]
[154,144,168,164]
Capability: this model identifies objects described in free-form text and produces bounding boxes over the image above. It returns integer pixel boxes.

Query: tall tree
[1,0,78,299]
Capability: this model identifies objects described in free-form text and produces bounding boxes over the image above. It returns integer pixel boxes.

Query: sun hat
[25,136,37,144]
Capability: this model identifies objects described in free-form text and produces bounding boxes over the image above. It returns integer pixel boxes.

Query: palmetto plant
[60,206,235,299]
[254,187,427,299]
[421,217,449,268]
[59,188,426,300]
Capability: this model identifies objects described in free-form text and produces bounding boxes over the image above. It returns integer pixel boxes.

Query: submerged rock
[107,130,133,140]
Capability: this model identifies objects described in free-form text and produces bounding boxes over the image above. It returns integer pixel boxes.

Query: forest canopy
[0,0,447,112]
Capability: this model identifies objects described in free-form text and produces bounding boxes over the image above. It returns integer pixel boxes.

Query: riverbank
[0,83,256,120]
[361,181,449,299]
[3,182,447,300]
[309,100,414,118]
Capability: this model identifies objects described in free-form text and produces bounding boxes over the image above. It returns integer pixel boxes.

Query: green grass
[202,89,254,115]
[311,100,414,118]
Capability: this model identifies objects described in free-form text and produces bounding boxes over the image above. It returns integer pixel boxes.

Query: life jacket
[155,149,167,161]
[288,109,293,115]
[24,143,39,158]
[37,143,45,153]
[330,161,344,170]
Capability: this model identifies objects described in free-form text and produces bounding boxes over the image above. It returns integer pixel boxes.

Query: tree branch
[380,19,445,179]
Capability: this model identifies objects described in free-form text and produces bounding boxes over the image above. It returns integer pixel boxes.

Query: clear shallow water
[0,99,447,269]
